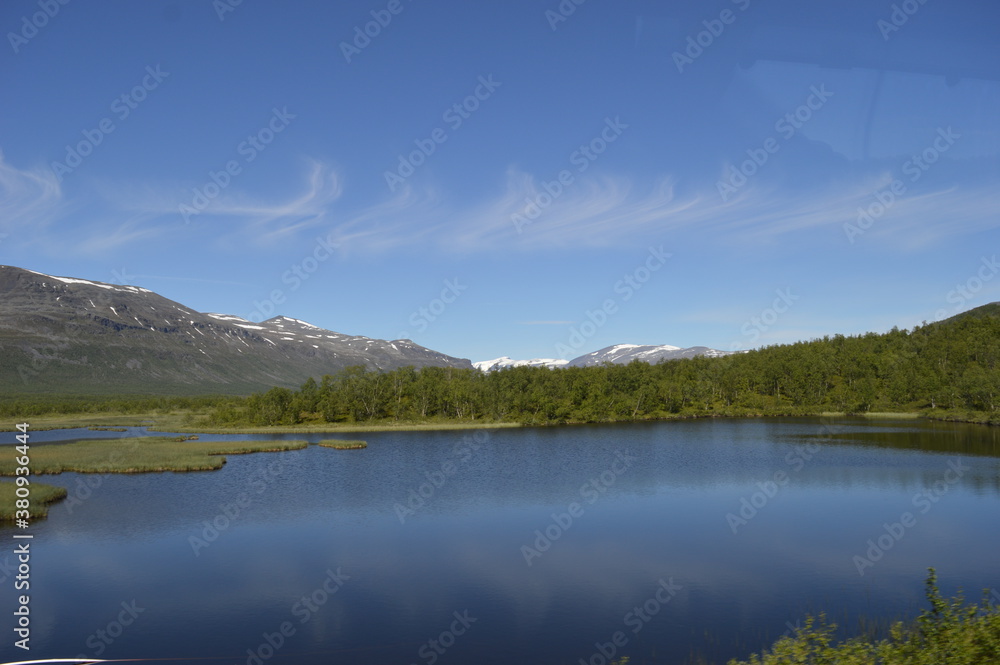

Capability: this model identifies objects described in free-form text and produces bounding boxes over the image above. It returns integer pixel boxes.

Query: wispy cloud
[337,166,999,253]
[322,183,449,253]
[7,150,997,258]
[75,213,175,255]
[210,159,344,246]
[94,158,345,247]
[0,150,63,237]
[443,169,688,251]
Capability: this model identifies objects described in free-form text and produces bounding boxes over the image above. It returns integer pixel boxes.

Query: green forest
[2,305,996,428]
[203,306,1000,427]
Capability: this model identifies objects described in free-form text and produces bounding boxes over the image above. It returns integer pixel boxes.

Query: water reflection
[1,417,998,665]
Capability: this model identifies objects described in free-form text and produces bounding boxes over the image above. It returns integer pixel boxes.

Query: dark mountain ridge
[0,266,471,396]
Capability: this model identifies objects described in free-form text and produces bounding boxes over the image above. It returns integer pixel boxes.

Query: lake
[2,417,999,665]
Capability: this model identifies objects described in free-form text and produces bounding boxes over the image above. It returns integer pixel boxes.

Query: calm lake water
[2,417,999,665]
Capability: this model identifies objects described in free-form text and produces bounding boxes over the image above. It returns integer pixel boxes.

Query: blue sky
[2,0,998,362]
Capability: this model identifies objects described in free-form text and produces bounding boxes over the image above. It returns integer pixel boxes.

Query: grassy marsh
[0,481,68,520]
[0,411,521,433]
[0,437,308,475]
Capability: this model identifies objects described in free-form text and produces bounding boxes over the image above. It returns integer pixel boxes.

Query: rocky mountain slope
[0,266,471,395]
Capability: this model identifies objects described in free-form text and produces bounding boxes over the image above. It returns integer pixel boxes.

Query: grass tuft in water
[318,439,368,450]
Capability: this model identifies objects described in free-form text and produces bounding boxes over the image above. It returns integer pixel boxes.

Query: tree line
[0,394,228,420]
[205,310,1000,427]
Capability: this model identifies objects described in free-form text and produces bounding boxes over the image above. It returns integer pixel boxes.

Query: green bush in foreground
[727,569,1000,665]
[0,481,68,520]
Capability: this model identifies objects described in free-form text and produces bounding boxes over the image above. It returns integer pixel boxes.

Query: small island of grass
[0,437,308,476]
[0,437,308,520]
[318,439,368,450]
[0,481,68,520]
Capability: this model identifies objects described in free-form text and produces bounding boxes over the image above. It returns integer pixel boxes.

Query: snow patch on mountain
[474,357,569,371]
[19,268,152,293]
[567,344,730,367]
[475,343,731,371]
[206,313,251,323]
[273,316,321,329]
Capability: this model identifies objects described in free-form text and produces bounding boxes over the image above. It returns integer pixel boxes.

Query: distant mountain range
[0,265,733,396]
[0,266,471,395]
[474,343,730,371]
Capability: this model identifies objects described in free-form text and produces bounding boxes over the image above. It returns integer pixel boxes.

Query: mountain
[0,266,471,396]
[566,343,730,367]
[473,357,569,371]
[474,344,731,371]
[933,302,1000,325]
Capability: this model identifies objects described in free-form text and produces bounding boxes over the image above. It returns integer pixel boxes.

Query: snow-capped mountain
[473,357,570,371]
[475,344,730,371]
[0,266,471,395]
[566,343,729,367]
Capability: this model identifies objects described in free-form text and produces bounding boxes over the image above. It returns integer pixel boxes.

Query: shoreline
[3,409,997,434]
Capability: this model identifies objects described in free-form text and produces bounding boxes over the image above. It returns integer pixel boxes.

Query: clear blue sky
[2,0,998,362]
